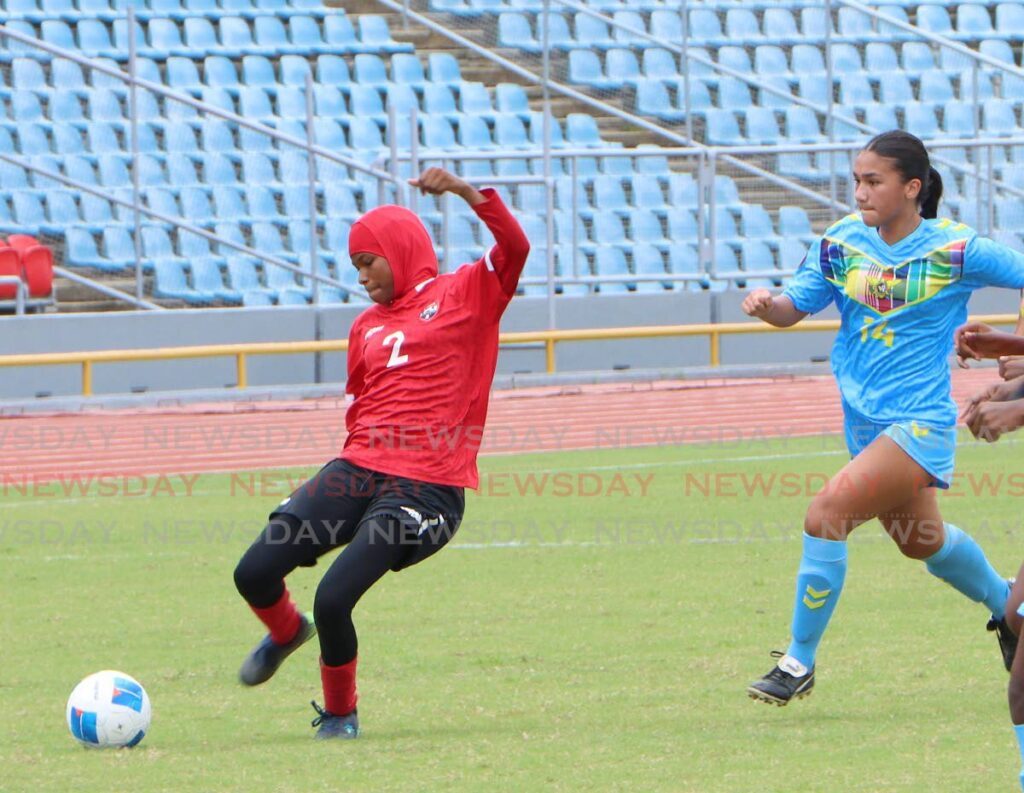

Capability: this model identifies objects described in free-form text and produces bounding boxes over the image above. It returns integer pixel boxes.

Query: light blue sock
[785,532,848,670]
[924,524,1009,618]
[1014,724,1024,791]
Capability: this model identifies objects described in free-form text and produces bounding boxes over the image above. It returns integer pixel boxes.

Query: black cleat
[239,612,316,686]
[988,615,1018,672]
[311,701,359,740]
[747,651,815,706]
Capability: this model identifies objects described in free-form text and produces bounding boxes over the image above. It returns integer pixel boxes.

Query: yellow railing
[1,314,1017,397]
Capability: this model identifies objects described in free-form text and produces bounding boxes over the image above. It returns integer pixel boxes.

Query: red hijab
[348,205,437,301]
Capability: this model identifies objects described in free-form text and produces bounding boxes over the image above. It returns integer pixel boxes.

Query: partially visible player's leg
[749,435,933,706]
[881,487,1013,667]
[233,460,370,685]
[311,479,463,738]
[1009,573,1024,791]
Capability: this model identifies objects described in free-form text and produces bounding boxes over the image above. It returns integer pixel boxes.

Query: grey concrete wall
[0,286,1019,399]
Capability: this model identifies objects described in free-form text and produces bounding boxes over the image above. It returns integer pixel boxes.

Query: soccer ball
[66,670,151,749]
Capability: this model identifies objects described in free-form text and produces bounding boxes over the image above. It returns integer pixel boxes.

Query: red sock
[249,587,301,645]
[320,656,358,716]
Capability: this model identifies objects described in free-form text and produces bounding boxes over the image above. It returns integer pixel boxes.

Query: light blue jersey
[784,214,1024,427]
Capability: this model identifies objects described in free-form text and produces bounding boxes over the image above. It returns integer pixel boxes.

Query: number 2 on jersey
[860,316,894,348]
[383,331,410,368]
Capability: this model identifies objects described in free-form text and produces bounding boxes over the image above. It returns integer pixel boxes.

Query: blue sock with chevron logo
[785,532,848,670]
[925,523,1009,618]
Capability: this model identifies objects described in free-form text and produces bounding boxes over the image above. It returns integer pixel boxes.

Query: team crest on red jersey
[419,302,439,321]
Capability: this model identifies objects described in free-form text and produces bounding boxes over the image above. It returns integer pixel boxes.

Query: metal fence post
[127,6,144,303]
[304,72,320,307]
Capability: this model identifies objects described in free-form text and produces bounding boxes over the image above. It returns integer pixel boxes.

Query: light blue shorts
[842,404,956,489]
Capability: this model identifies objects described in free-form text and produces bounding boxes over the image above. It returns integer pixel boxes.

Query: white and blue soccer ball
[66,670,151,749]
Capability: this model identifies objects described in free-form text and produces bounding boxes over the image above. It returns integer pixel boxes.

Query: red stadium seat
[0,247,22,299]
[6,234,40,251]
[21,245,53,298]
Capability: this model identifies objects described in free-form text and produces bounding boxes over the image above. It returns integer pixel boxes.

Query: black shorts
[269,458,465,572]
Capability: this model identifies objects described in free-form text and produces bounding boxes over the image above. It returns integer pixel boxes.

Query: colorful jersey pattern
[783,215,1024,426]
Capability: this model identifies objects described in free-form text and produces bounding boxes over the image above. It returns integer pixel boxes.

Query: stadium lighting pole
[127,6,144,303]
[542,0,556,326]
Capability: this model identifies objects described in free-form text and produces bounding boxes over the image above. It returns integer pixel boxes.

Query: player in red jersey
[232,168,529,738]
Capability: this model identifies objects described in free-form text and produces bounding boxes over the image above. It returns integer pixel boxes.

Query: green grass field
[4,433,1024,792]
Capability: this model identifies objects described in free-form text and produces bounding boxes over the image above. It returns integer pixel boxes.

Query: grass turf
[3,432,1022,792]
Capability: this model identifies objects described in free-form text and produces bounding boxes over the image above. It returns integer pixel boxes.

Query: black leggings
[234,513,412,665]
[233,460,464,666]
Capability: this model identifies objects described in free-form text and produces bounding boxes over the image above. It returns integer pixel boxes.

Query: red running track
[0,368,1003,484]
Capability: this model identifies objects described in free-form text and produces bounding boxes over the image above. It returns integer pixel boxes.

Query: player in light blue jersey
[741,130,1024,706]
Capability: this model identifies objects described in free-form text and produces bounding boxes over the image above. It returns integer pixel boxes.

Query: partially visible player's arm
[741,290,808,328]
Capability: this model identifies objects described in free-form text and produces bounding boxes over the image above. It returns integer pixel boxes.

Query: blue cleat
[311,701,359,740]
[238,612,316,686]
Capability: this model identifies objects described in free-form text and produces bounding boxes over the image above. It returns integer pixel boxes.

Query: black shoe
[988,615,1018,672]
[747,651,815,706]
[239,612,316,686]
[311,701,359,740]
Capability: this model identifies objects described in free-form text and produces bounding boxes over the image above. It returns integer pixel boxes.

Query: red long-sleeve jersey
[341,189,530,488]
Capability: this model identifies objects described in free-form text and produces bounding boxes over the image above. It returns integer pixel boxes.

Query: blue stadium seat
[800,7,834,38]
[784,106,821,143]
[353,53,388,87]
[744,107,782,144]
[726,8,763,42]
[689,9,725,46]
[996,3,1024,35]
[797,75,830,107]
[876,5,911,41]
[717,77,753,109]
[154,259,201,302]
[498,13,539,53]
[740,205,779,244]
[456,114,493,150]
[203,56,240,90]
[575,13,615,50]
[668,244,700,276]
[979,39,1015,65]
[918,5,954,36]
[323,14,358,51]
[983,99,1018,136]
[879,73,914,107]
[460,82,497,121]
[839,73,874,109]
[629,209,669,251]
[390,53,427,89]
[358,15,413,52]
[956,4,994,39]
[718,46,753,76]
[763,8,800,44]
[778,205,813,243]
[836,7,874,41]
[754,46,793,80]
[568,50,614,91]
[279,54,311,86]
[919,71,955,107]
[635,80,685,123]
[611,10,646,47]
[791,45,825,75]
[901,42,936,78]
[427,52,462,85]
[904,104,940,139]
[495,82,530,118]
[316,54,351,89]
[865,103,899,131]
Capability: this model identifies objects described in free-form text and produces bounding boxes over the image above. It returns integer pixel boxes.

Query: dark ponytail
[920,166,943,220]
[864,130,942,219]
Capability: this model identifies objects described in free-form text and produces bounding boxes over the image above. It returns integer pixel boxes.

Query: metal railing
[3,313,1017,397]
[0,276,28,315]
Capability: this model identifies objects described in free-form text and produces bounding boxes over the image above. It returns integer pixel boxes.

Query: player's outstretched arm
[410,167,529,298]
[741,289,807,328]
[408,167,486,206]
